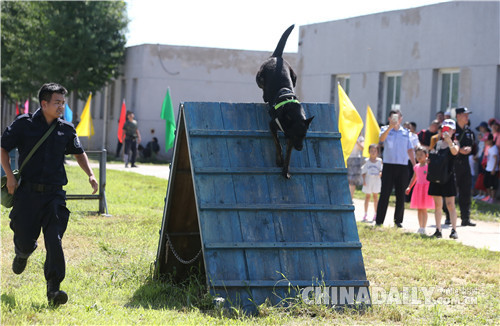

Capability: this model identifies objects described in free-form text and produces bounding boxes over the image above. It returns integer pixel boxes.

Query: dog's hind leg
[282,139,293,179]
[270,121,283,167]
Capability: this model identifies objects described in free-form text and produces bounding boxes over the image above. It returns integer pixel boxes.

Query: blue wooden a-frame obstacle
[155,102,370,312]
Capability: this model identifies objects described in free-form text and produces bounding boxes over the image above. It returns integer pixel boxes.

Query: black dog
[256,24,314,179]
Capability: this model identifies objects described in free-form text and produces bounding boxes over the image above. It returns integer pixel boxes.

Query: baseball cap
[442,119,456,130]
[455,107,472,115]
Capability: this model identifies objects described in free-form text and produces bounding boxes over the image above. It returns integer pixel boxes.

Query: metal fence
[66,150,109,215]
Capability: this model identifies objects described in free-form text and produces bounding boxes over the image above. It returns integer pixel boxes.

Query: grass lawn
[1,166,499,325]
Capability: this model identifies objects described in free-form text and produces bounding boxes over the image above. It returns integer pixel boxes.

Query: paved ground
[352,198,500,252]
[76,161,500,252]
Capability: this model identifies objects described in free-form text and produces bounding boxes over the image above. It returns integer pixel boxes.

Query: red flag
[16,102,19,115]
[117,100,127,143]
[24,99,29,114]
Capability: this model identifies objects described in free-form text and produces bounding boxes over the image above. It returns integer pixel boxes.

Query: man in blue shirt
[375,109,416,227]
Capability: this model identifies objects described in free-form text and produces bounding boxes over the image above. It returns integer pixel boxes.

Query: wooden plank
[199,203,354,211]
[189,129,340,139]
[204,241,362,249]
[211,280,370,287]
[194,167,347,174]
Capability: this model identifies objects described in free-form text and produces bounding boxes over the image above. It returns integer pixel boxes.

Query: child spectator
[361,144,383,222]
[406,147,435,234]
[482,133,499,203]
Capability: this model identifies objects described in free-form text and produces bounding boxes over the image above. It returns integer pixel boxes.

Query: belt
[22,181,62,193]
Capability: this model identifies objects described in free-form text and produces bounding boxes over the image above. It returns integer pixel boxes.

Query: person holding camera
[375,109,416,228]
[428,119,460,239]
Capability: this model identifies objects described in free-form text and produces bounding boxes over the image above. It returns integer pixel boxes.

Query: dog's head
[280,102,314,151]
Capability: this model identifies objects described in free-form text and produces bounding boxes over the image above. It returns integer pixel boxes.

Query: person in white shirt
[361,144,383,222]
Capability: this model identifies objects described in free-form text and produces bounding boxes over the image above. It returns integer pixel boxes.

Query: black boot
[47,280,68,306]
[12,256,28,274]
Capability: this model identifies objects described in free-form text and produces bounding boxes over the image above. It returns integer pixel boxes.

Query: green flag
[161,88,176,152]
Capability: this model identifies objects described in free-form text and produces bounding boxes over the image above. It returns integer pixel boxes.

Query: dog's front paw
[282,169,291,179]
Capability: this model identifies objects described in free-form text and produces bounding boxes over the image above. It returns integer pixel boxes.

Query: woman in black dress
[428,119,460,239]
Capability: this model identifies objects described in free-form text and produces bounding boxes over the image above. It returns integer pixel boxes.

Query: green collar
[274,98,300,110]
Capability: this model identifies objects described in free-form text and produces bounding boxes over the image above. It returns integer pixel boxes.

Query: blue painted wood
[157,102,370,312]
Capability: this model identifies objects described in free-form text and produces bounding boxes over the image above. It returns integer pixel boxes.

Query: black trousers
[9,186,69,284]
[376,163,409,225]
[124,138,138,165]
[455,158,472,221]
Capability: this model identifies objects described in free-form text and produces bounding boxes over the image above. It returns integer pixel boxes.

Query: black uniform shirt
[454,124,475,161]
[1,108,84,185]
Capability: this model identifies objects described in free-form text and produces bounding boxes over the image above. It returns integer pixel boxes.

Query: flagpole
[102,86,108,150]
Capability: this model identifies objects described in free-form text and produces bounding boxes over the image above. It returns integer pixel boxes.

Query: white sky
[125,0,452,53]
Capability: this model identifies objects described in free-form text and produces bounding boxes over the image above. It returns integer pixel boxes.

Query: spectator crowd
[348,108,499,240]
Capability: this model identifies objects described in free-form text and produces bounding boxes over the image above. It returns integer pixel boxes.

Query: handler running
[1,83,98,306]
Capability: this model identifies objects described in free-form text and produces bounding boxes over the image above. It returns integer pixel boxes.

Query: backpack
[427,149,452,184]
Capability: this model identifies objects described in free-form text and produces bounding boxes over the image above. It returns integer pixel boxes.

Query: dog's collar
[274,98,300,110]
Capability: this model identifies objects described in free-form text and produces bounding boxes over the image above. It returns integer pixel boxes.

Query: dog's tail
[271,24,295,58]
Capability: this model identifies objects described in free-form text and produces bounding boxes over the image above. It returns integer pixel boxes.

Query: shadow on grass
[1,293,16,310]
[126,267,213,311]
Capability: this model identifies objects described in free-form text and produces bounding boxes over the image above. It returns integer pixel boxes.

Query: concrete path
[72,161,499,252]
[352,198,500,252]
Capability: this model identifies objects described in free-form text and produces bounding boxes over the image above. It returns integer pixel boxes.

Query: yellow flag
[362,105,381,157]
[338,84,363,166]
[76,93,95,139]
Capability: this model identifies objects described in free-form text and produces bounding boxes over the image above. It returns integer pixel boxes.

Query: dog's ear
[305,116,314,128]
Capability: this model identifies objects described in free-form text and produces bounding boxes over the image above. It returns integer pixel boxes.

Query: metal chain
[165,232,202,265]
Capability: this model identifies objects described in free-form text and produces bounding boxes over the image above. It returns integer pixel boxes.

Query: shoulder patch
[74,136,82,148]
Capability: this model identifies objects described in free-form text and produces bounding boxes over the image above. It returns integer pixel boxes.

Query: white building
[298,1,499,126]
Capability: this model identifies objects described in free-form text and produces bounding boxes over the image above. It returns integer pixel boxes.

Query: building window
[385,73,401,116]
[439,70,460,111]
[338,75,350,96]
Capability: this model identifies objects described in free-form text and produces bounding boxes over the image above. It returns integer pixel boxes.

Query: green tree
[1,1,128,106]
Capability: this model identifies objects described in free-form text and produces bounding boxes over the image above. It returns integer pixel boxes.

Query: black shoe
[131,164,138,168]
[395,223,403,228]
[449,229,458,239]
[432,229,442,238]
[12,256,27,274]
[444,218,451,225]
[47,290,68,306]
[461,221,476,227]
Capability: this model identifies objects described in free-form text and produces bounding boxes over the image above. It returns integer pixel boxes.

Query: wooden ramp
[155,102,370,312]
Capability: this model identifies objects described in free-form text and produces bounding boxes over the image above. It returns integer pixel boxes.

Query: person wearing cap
[454,107,476,226]
[428,119,460,239]
[375,109,416,228]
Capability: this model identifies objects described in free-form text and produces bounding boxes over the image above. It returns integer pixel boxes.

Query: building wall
[298,1,500,129]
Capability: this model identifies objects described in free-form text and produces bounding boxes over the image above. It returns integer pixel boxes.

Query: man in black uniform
[1,83,98,306]
[454,107,476,226]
